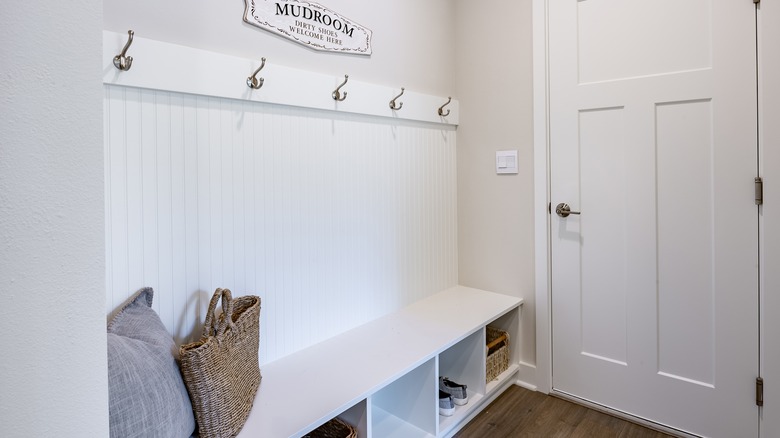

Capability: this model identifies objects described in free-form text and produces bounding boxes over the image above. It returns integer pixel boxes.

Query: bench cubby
[437,329,487,435]
[372,357,437,437]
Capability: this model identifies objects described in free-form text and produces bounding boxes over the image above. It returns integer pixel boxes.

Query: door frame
[759,1,778,437]
[531,0,770,432]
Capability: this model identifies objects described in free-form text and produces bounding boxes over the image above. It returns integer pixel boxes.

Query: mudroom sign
[244,0,373,55]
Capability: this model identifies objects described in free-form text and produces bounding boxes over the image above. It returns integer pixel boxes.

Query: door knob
[555,203,581,218]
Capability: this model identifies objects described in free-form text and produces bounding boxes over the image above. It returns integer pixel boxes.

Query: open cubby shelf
[239,285,523,438]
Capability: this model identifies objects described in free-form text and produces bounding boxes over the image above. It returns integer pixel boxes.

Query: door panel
[579,107,628,365]
[577,0,712,84]
[656,99,715,388]
[549,1,759,436]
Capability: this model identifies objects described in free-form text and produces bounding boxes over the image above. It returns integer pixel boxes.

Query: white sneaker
[439,390,455,416]
[440,376,468,406]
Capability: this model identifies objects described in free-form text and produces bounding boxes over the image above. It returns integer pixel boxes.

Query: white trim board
[531,0,552,394]
[102,31,459,126]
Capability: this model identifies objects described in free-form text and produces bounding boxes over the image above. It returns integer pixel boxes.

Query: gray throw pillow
[107,287,196,438]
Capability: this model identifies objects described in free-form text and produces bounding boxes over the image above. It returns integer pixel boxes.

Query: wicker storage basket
[303,417,358,438]
[180,288,262,438]
[486,326,510,383]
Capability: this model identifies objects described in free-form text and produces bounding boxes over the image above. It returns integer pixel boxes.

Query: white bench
[239,285,523,438]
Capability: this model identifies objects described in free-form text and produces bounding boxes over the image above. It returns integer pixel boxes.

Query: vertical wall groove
[105,85,458,363]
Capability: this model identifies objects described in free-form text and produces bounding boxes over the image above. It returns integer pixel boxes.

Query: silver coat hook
[113,30,135,71]
[333,75,349,101]
[438,97,452,117]
[247,57,266,89]
[389,87,405,110]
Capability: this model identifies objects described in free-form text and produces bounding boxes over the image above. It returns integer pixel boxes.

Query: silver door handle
[555,203,581,218]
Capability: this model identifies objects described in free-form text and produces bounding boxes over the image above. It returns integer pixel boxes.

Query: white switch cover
[496,150,518,174]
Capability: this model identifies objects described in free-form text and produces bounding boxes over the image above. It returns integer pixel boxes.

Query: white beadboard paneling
[105,86,458,363]
[141,89,160,313]
[126,88,145,319]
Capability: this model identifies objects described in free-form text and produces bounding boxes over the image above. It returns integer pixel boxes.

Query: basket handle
[203,288,235,338]
[486,334,508,351]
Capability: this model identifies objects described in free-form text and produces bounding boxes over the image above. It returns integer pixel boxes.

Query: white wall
[453,0,537,380]
[104,0,455,97]
[0,1,108,436]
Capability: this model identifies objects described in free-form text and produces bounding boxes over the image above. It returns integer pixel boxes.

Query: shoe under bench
[238,285,524,438]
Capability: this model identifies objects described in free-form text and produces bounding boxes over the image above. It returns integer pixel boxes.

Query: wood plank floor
[454,385,677,438]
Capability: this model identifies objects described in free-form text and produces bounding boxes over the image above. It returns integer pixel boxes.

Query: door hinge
[757,377,764,407]
[754,0,760,4]
[756,177,764,206]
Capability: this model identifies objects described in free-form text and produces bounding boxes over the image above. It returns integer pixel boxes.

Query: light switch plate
[496,150,518,174]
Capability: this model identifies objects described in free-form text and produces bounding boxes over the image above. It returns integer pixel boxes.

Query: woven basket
[486,326,510,383]
[303,417,357,438]
[180,288,262,438]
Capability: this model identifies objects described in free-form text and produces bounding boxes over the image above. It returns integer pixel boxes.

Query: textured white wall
[453,0,537,371]
[104,0,455,97]
[0,1,108,437]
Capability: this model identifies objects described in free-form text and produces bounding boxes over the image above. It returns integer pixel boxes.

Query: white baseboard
[514,361,539,392]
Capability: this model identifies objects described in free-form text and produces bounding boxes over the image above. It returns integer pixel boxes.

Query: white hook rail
[103,31,458,125]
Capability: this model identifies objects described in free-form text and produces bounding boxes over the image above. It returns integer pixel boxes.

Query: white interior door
[549,1,759,436]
